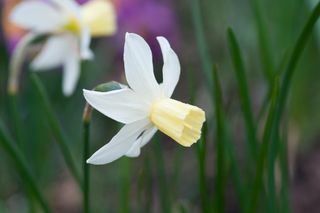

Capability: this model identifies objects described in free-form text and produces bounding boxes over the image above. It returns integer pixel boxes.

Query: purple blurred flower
[114,0,180,58]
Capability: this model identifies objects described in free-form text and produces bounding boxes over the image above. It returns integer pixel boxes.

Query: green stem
[0,120,51,213]
[30,74,82,186]
[83,120,90,213]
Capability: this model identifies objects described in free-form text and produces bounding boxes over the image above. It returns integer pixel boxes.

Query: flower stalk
[81,81,123,213]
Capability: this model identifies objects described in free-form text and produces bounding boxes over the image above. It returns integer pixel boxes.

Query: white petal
[124,33,160,101]
[31,35,69,70]
[80,27,93,59]
[125,126,157,157]
[51,0,81,19]
[125,139,141,157]
[83,88,150,124]
[87,119,151,165]
[139,126,158,147]
[157,37,180,98]
[62,49,80,96]
[10,1,66,32]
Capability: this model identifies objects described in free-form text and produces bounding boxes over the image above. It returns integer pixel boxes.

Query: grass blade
[153,136,171,213]
[249,77,279,213]
[274,1,320,125]
[212,66,226,213]
[188,0,213,90]
[227,28,258,161]
[249,0,274,85]
[0,120,51,213]
[195,123,209,213]
[30,74,82,186]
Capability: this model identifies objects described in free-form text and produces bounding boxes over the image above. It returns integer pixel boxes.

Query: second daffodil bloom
[83,33,206,165]
[10,0,116,96]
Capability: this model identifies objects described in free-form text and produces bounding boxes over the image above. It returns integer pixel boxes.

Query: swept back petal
[83,88,150,124]
[62,48,80,96]
[10,1,66,32]
[157,37,180,98]
[124,33,160,101]
[87,119,150,165]
[125,126,157,157]
[81,0,117,37]
[31,35,69,70]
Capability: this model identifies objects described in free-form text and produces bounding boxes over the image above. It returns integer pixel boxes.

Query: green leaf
[31,74,82,186]
[227,28,258,162]
[188,0,213,90]
[0,120,51,213]
[249,0,274,85]
[212,66,226,213]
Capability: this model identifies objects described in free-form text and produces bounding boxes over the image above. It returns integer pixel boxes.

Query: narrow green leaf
[274,1,320,127]
[30,74,82,186]
[0,120,51,213]
[279,126,290,213]
[188,0,213,90]
[195,123,209,213]
[153,136,171,213]
[212,66,226,213]
[249,0,274,85]
[227,28,258,161]
[119,158,131,213]
[249,77,280,213]
[224,119,247,213]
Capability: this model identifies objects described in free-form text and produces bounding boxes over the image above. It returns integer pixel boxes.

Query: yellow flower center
[150,98,205,147]
[63,16,81,34]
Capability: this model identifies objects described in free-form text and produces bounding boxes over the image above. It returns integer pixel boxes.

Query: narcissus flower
[10,0,116,96]
[83,33,205,165]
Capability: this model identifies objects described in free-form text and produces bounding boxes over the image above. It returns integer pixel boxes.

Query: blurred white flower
[83,33,206,165]
[11,0,116,96]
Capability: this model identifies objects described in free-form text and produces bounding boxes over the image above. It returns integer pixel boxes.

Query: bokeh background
[1,0,320,212]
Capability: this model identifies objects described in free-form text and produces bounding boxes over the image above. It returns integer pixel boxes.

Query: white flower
[83,33,206,165]
[10,0,116,96]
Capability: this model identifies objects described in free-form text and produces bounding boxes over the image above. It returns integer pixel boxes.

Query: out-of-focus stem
[7,33,39,147]
[82,103,92,213]
[8,33,37,95]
